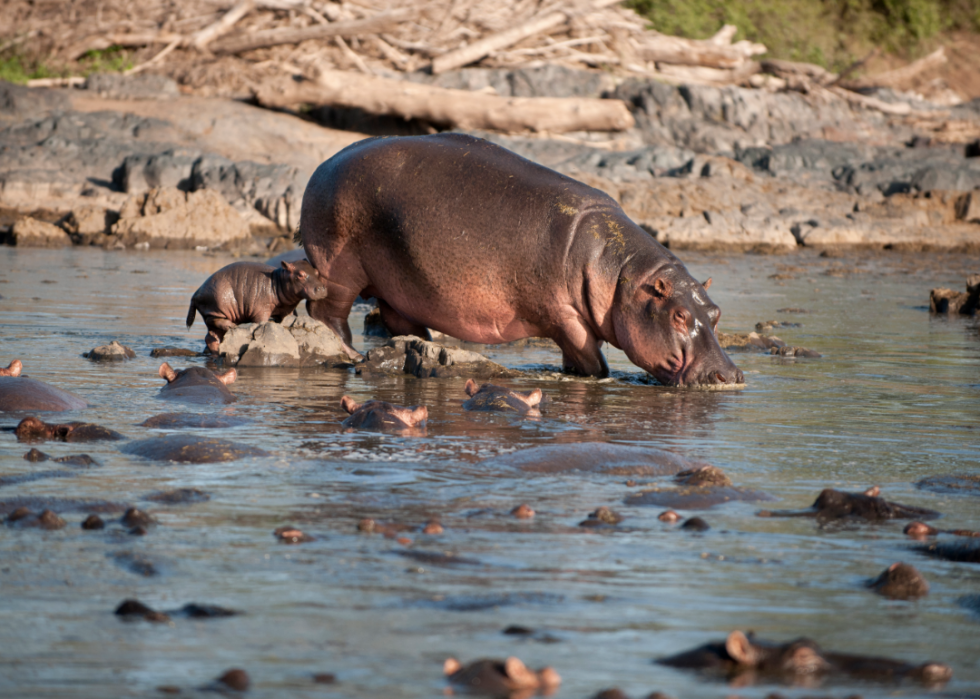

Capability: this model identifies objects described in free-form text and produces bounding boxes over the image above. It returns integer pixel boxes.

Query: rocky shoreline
[2,67,979,254]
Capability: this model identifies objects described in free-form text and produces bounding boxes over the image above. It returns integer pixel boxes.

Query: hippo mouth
[652,353,745,388]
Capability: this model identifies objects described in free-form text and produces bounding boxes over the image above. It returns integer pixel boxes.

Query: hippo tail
[186,302,197,329]
[292,226,303,245]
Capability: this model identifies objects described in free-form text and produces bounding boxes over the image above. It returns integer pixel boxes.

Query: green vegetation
[626,0,980,70]
[0,46,132,84]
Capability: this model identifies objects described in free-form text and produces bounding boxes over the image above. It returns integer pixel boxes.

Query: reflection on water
[0,246,979,698]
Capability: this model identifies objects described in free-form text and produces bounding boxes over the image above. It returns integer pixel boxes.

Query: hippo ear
[409,406,428,425]
[443,658,461,676]
[863,486,880,497]
[215,368,237,385]
[503,657,538,689]
[340,395,360,414]
[281,261,295,273]
[4,359,22,377]
[464,378,480,397]
[725,631,760,667]
[525,388,543,407]
[158,363,177,383]
[537,667,561,689]
[702,277,712,290]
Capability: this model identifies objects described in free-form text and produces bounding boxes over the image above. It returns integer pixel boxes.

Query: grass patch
[78,46,134,74]
[0,46,133,85]
[626,0,980,70]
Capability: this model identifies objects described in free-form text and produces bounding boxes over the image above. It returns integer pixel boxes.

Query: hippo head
[158,362,237,387]
[281,260,328,301]
[340,395,428,431]
[15,416,68,442]
[0,359,22,377]
[613,263,743,387]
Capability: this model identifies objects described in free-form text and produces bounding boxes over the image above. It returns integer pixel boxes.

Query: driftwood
[209,9,412,54]
[254,69,635,133]
[190,0,255,50]
[843,47,946,90]
[432,10,570,74]
[656,61,759,86]
[760,58,836,86]
[638,32,765,69]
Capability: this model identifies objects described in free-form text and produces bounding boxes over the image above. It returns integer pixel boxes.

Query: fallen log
[842,46,946,90]
[254,70,635,133]
[209,9,411,55]
[190,0,255,50]
[638,32,766,69]
[760,58,836,86]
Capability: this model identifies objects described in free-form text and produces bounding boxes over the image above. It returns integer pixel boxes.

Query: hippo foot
[205,333,222,354]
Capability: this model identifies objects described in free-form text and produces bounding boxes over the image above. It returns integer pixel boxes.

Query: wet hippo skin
[340,395,427,432]
[479,442,705,476]
[14,417,125,442]
[757,486,940,523]
[122,434,269,463]
[300,134,742,386]
[462,379,544,416]
[657,630,952,685]
[0,369,88,412]
[156,363,237,405]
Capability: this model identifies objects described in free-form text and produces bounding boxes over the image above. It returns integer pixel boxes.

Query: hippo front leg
[553,321,609,378]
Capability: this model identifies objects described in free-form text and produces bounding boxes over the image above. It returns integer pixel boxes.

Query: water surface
[0,246,978,698]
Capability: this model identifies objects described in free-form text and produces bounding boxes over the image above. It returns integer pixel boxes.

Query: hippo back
[0,377,88,412]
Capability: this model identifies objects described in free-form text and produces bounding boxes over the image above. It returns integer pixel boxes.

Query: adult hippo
[0,361,88,412]
[300,134,742,386]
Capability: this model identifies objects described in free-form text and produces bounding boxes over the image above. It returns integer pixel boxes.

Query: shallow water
[0,246,978,698]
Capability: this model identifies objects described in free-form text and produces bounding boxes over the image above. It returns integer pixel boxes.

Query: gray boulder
[218,316,347,366]
[84,340,136,361]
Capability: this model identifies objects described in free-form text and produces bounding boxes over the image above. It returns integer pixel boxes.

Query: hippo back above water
[300,133,742,386]
[157,363,237,404]
[0,361,88,412]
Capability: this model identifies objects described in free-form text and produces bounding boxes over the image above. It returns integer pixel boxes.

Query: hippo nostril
[735,369,745,384]
[714,371,726,384]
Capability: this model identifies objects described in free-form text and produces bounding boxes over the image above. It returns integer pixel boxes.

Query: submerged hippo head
[280,260,329,302]
[462,379,544,416]
[613,263,743,387]
[340,395,428,432]
[15,416,124,442]
[158,363,237,404]
[0,360,22,377]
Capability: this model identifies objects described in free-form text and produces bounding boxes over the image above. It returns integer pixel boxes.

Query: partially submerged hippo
[157,363,237,404]
[757,487,940,524]
[14,416,125,443]
[444,657,560,696]
[340,396,427,432]
[300,134,743,386]
[122,434,268,463]
[480,442,703,476]
[657,630,951,685]
[186,260,329,352]
[868,562,929,600]
[463,379,543,416]
[624,466,771,509]
[0,362,87,412]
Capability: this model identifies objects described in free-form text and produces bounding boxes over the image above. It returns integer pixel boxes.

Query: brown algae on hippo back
[478,442,704,476]
[121,435,268,463]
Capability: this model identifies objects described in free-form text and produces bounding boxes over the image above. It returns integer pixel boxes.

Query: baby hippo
[15,416,125,442]
[158,363,237,404]
[658,629,951,686]
[444,657,560,697]
[463,379,544,416]
[340,396,427,433]
[0,360,22,377]
[186,261,329,352]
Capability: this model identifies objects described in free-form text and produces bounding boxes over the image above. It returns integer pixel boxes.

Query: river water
[0,246,978,698]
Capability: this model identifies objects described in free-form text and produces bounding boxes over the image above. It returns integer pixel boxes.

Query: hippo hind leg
[377,299,432,340]
[203,316,236,354]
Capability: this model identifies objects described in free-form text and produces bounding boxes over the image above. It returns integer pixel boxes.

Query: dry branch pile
[3,0,959,133]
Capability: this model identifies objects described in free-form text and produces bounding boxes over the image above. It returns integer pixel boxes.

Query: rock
[237,322,300,366]
[84,73,180,100]
[282,314,348,362]
[150,346,203,358]
[84,340,136,361]
[358,335,519,379]
[120,148,201,195]
[218,317,346,366]
[656,210,797,253]
[110,187,250,250]
[81,514,105,530]
[61,205,117,240]
[10,216,71,247]
[957,191,980,223]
